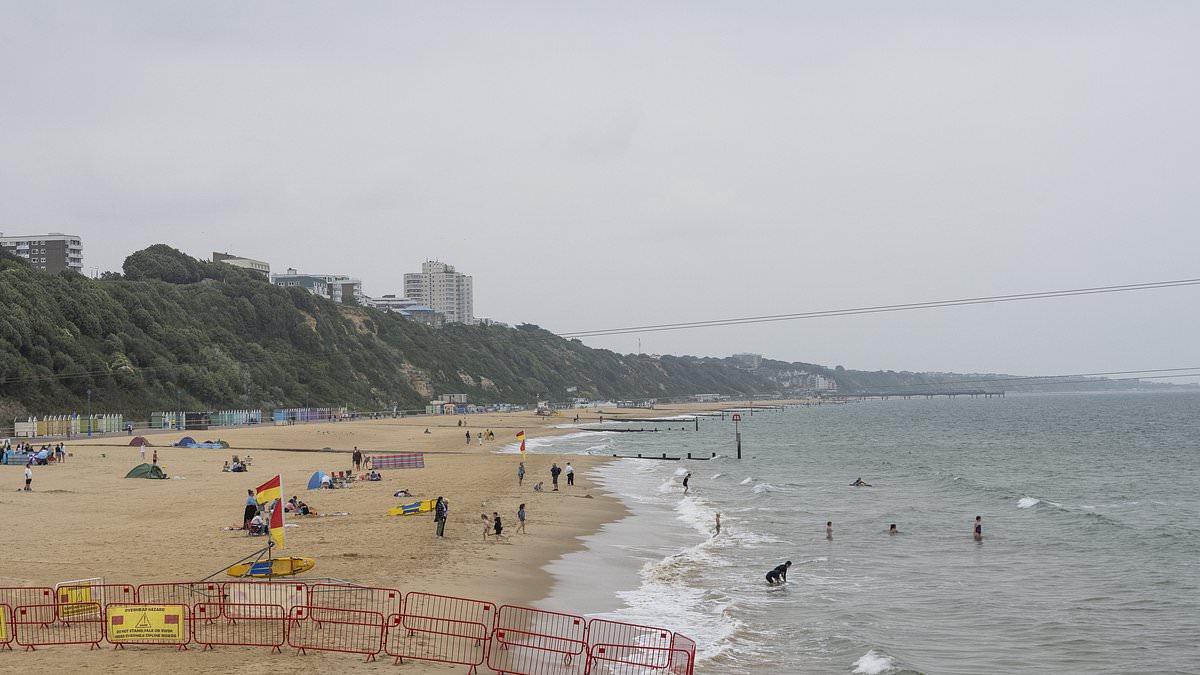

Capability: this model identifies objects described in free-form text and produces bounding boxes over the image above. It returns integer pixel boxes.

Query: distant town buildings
[270,268,364,304]
[0,232,83,273]
[213,251,270,276]
[362,294,442,326]
[404,260,475,324]
[732,353,763,369]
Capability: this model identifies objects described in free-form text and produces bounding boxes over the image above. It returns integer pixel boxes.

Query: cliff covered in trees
[0,245,769,418]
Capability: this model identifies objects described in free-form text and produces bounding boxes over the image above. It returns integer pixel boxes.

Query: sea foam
[1018,497,1040,509]
[852,649,896,674]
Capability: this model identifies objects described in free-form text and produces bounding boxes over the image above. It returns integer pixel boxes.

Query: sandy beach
[0,402,749,673]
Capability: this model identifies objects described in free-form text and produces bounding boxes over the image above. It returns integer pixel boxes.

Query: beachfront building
[271,268,364,304]
[213,251,270,276]
[0,232,83,273]
[363,294,443,326]
[403,260,475,324]
[732,353,763,370]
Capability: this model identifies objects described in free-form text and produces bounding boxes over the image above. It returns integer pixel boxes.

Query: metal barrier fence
[12,603,104,651]
[307,583,403,620]
[669,633,697,674]
[56,582,137,618]
[287,606,384,661]
[0,580,697,674]
[386,611,491,672]
[588,644,696,675]
[194,603,286,652]
[488,605,588,675]
[136,582,225,607]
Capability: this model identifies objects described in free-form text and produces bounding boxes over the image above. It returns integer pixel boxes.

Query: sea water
[523,392,1200,674]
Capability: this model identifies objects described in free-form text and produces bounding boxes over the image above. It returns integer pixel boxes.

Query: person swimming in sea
[973,515,983,541]
[765,561,791,585]
[889,523,898,535]
[851,477,872,487]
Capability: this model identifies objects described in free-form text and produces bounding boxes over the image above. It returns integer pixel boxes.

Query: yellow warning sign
[57,585,95,618]
[106,605,185,642]
[0,608,8,642]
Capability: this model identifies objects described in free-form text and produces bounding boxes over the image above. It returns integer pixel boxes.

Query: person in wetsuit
[974,515,983,541]
[765,560,792,585]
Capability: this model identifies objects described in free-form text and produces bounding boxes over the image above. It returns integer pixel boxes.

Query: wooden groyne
[611,451,716,461]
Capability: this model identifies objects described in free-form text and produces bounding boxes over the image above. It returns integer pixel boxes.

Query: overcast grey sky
[3,2,1197,379]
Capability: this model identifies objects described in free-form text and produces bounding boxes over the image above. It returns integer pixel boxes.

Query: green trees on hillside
[0,245,769,418]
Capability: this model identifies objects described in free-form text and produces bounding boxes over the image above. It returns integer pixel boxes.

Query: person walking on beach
[466,430,472,446]
[766,561,791,585]
[478,432,483,446]
[352,447,362,471]
[243,489,258,529]
[434,497,447,537]
[683,472,691,494]
[518,461,526,486]
[517,504,527,534]
[826,521,833,539]
[140,443,146,462]
[24,462,33,491]
[565,462,574,486]
[974,515,983,541]
[481,513,491,540]
[550,463,562,491]
[152,449,158,465]
[493,511,503,538]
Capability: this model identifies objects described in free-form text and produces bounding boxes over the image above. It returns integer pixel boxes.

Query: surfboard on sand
[225,557,315,578]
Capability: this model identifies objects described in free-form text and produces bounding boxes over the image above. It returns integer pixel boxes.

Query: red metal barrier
[587,644,696,674]
[404,592,496,633]
[669,633,697,675]
[307,583,402,620]
[488,605,588,675]
[105,602,191,650]
[385,611,490,672]
[287,606,384,662]
[585,619,676,672]
[12,603,103,651]
[225,581,307,618]
[193,603,285,652]
[0,587,55,625]
[136,582,225,607]
[56,583,137,618]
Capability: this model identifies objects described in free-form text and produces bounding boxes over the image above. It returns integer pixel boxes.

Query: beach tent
[175,436,197,447]
[128,436,151,447]
[125,463,167,479]
[306,471,329,490]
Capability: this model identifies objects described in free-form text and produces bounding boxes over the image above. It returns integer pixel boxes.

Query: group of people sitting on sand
[222,455,252,472]
[1,441,66,465]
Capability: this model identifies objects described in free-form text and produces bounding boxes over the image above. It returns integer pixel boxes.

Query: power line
[559,277,1200,338]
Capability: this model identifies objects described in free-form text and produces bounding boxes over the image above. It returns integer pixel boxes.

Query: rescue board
[225,557,315,578]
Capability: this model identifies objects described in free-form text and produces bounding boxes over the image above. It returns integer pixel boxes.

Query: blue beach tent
[306,471,328,490]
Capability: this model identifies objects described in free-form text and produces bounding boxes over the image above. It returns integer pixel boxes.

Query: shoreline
[0,400,797,672]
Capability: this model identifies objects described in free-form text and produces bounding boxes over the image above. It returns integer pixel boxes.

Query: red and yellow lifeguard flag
[255,474,285,550]
[517,430,526,458]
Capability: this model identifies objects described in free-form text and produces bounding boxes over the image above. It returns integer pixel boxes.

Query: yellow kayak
[226,557,315,578]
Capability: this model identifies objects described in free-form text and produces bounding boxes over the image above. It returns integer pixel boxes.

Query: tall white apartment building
[0,232,83,273]
[403,260,475,324]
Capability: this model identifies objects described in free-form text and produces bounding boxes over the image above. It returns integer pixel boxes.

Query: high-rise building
[0,232,83,273]
[403,260,475,324]
[271,268,363,304]
[213,251,270,276]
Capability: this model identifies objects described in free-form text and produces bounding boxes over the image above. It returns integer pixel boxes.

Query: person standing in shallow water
[974,515,983,541]
[826,521,833,540]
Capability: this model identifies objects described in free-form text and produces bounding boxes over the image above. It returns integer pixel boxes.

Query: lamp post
[86,388,92,437]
